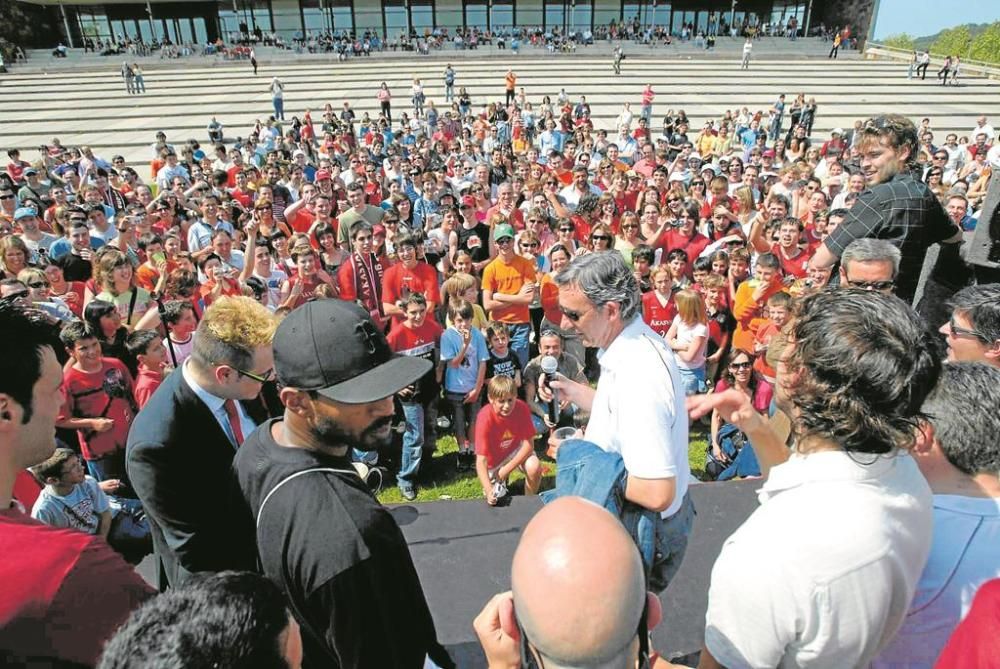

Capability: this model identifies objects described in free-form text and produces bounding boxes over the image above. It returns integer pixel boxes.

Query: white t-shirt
[583,317,690,518]
[253,267,288,310]
[704,450,933,668]
[670,316,708,370]
[872,494,1000,669]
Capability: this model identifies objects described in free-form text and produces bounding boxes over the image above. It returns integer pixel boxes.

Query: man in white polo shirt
[547,252,693,593]
[872,362,1000,667]
[687,290,939,668]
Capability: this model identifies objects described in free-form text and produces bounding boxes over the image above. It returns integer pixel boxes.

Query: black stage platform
[138,479,760,667]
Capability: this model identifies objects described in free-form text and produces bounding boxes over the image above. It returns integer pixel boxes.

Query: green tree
[882,33,916,51]
[969,21,1000,64]
[930,25,972,57]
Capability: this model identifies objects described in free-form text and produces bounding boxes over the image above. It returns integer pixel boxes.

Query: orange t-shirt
[505,73,516,91]
[482,254,536,324]
[732,279,785,352]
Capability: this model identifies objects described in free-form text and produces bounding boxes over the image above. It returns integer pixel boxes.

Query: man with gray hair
[873,362,1000,667]
[545,251,694,593]
[839,237,901,292]
[939,284,1000,368]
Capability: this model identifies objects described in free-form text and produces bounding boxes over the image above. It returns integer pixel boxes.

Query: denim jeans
[273,97,284,120]
[649,492,696,593]
[445,391,479,448]
[677,365,706,396]
[398,402,424,492]
[507,322,532,370]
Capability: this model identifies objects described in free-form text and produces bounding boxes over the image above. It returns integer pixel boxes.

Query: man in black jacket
[231,299,454,668]
[126,296,277,590]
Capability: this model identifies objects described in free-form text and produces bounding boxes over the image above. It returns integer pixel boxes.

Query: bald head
[512,498,646,668]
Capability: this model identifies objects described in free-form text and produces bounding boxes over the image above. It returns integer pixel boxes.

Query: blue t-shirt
[31,475,109,534]
[441,326,488,393]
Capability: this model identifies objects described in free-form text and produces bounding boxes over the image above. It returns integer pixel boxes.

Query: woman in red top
[44,261,85,317]
[198,253,244,308]
[279,244,335,310]
[710,348,773,468]
[594,192,620,233]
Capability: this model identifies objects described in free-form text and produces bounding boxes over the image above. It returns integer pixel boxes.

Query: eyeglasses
[231,366,275,384]
[946,316,991,342]
[844,278,895,291]
[621,224,638,230]
[559,303,594,322]
[729,361,752,370]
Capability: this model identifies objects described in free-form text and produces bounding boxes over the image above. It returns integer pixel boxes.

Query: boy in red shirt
[56,321,137,483]
[385,293,442,501]
[474,375,542,506]
[126,329,168,409]
[382,233,441,332]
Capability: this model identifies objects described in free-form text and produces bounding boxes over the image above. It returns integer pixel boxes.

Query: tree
[882,33,915,51]
[930,25,972,58]
[969,21,1000,64]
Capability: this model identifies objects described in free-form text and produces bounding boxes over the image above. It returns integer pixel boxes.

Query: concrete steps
[2,50,996,167]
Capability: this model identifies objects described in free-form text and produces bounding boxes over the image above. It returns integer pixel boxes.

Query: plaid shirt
[823,172,958,302]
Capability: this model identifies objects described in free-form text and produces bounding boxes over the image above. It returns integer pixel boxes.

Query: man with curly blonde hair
[127,296,278,589]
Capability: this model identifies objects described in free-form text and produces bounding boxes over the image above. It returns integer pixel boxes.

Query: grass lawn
[377,425,710,504]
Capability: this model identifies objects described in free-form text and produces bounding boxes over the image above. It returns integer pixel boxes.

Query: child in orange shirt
[752,291,792,384]
[732,252,785,352]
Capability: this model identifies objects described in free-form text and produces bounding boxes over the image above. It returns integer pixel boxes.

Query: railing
[864,41,1000,80]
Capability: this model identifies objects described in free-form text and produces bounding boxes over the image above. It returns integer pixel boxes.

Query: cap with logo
[274,300,430,404]
[14,207,38,221]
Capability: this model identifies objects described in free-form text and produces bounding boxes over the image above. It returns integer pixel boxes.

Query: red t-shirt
[642,291,677,337]
[382,262,441,328]
[288,208,317,235]
[0,508,154,667]
[229,186,254,209]
[935,578,1000,669]
[474,400,536,469]
[663,229,711,276]
[60,358,135,460]
[770,243,812,279]
[134,367,164,409]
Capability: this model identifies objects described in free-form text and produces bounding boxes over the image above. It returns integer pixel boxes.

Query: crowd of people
[1,57,1000,668]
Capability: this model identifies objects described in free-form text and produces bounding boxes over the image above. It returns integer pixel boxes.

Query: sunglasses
[231,366,275,384]
[621,224,638,230]
[845,279,895,292]
[730,361,752,370]
[946,316,991,342]
[559,304,592,322]
[591,235,612,242]
[559,227,574,233]
[0,194,15,200]
[496,237,514,245]
[520,242,539,249]
[27,281,49,289]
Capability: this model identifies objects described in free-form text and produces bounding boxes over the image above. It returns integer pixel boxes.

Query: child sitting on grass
[474,375,542,506]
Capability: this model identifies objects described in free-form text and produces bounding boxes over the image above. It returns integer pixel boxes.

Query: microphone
[540,355,560,426]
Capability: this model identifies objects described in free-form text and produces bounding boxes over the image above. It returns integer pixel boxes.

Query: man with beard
[231,300,454,669]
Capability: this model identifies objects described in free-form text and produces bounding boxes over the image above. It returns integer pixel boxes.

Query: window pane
[545,2,564,31]
[571,0,593,31]
[385,5,407,35]
[466,3,487,28]
[492,3,513,31]
[412,5,434,32]
[331,6,352,34]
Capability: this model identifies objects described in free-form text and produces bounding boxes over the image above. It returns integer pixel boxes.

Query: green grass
[377,424,710,504]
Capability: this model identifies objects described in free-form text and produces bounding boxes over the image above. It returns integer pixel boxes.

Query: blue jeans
[273,97,284,120]
[649,492,696,593]
[398,402,424,492]
[508,322,531,370]
[677,365,706,396]
[446,391,479,448]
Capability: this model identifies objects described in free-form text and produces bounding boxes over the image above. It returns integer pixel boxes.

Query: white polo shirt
[704,450,933,668]
[583,317,690,519]
[872,494,1000,668]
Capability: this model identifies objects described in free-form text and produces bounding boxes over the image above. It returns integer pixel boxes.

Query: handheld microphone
[540,355,560,426]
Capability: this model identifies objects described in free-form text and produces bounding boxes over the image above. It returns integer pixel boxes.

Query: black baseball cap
[273,300,430,404]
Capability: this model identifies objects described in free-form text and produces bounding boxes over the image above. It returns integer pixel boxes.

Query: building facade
[25,0,833,48]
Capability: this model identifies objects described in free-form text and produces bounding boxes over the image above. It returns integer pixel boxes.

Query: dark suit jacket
[126,369,269,590]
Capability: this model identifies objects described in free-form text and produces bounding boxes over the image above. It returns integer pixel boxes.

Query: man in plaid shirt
[810,114,963,304]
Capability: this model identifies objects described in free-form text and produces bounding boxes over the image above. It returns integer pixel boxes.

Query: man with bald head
[474,497,663,668]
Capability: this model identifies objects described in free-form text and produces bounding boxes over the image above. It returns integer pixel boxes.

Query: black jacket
[126,368,268,590]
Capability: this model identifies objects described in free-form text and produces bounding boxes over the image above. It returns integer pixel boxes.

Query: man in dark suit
[127,296,278,590]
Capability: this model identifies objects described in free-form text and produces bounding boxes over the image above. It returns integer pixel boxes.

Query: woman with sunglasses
[17,267,74,322]
[924,167,947,201]
[614,211,643,266]
[538,243,584,365]
[706,348,772,481]
[586,224,616,256]
[594,192,619,231]
[688,178,707,206]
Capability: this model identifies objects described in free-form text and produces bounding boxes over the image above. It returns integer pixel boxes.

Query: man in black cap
[230,299,454,669]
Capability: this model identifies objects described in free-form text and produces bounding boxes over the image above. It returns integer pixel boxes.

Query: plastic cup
[548,426,578,459]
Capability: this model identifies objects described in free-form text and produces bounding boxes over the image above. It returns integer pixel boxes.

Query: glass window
[250,0,272,32]
[545,1,564,32]
[492,2,513,31]
[650,2,670,27]
[622,2,642,26]
[466,2,487,29]
[331,6,352,35]
[571,0,593,32]
[412,0,434,34]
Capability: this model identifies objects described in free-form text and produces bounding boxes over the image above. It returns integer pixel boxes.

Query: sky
[871,0,1000,40]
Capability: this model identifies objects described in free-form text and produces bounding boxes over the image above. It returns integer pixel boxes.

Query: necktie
[223,399,245,448]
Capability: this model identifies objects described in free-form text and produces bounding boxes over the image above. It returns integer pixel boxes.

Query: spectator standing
[505,69,517,106]
[547,252,694,593]
[127,296,277,589]
[0,301,153,667]
[269,77,285,121]
[809,114,962,304]
[443,64,456,102]
[482,223,537,368]
[688,289,941,667]
[741,38,752,69]
[230,299,454,669]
